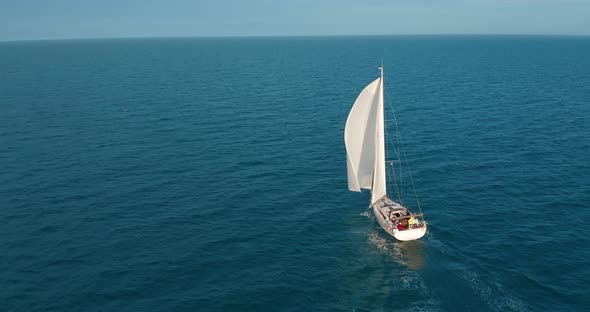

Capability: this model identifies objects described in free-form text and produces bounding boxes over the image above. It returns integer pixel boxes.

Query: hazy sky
[1,0,589,41]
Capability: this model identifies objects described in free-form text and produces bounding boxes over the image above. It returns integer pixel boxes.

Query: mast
[370,65,387,204]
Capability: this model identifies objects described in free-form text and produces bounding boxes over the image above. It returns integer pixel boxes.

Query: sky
[1,0,589,41]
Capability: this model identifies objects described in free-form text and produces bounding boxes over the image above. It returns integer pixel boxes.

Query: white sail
[372,70,387,204]
[344,69,387,204]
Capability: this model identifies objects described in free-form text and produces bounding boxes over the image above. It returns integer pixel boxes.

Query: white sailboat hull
[392,226,427,241]
[372,199,427,241]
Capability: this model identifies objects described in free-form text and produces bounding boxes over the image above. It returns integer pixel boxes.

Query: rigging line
[384,114,400,200]
[388,161,402,202]
[383,85,423,213]
[383,98,402,162]
[394,118,423,213]
[384,139,401,202]
[384,122,402,202]
[388,133,403,204]
[389,104,422,213]
[386,125,402,163]
[388,138,403,205]
[383,84,404,203]
[382,86,402,203]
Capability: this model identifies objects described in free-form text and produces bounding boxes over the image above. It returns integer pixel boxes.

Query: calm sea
[1,36,589,311]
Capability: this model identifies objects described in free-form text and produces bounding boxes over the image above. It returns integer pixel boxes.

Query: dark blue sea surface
[1,36,589,311]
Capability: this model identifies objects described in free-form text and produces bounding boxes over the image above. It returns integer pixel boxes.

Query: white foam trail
[359,210,372,219]
[461,271,528,312]
[368,231,406,265]
[367,231,441,311]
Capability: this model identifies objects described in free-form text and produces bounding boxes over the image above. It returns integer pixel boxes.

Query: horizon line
[1,33,589,43]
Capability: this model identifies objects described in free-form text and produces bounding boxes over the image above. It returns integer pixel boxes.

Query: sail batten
[344,71,387,204]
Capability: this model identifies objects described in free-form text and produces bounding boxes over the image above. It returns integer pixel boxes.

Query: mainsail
[344,69,387,204]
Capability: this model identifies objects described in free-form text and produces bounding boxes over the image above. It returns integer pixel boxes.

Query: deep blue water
[1,36,589,311]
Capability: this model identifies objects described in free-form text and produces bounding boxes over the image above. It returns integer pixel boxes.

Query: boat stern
[393,224,427,241]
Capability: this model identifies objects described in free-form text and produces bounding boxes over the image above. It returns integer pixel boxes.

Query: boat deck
[372,197,427,240]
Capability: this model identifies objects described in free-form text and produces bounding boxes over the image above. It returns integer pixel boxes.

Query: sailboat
[345,66,427,241]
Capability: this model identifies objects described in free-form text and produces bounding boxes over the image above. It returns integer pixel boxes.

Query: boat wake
[461,271,528,312]
[428,238,528,311]
[359,210,372,219]
[367,231,440,310]
[368,230,426,270]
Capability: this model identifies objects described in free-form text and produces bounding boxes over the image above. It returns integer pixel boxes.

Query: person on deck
[408,216,415,229]
[388,219,395,231]
[396,222,405,231]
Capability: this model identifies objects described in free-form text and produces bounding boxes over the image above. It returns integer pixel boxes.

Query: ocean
[1,35,589,311]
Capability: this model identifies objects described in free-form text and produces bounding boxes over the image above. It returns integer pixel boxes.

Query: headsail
[345,68,387,204]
